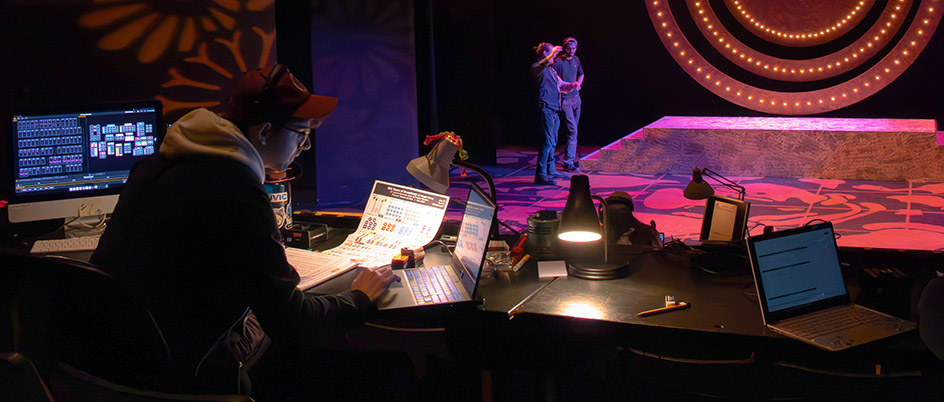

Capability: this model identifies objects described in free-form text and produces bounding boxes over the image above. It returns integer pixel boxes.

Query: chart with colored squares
[323,180,450,268]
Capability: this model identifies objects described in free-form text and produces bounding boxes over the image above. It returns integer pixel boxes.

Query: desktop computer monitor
[4,100,164,224]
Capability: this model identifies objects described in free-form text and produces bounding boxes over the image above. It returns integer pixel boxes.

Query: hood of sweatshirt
[159,108,265,182]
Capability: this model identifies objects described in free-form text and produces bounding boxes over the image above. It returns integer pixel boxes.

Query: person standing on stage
[530,42,574,185]
[553,36,585,173]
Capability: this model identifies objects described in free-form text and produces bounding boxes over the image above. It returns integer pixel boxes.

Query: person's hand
[351,266,400,302]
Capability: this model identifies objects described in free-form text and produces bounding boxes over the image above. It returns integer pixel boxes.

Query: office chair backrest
[1,252,172,390]
[0,352,55,402]
[47,360,254,402]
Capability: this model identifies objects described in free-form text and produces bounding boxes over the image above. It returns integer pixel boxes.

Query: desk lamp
[557,174,630,280]
[406,132,500,235]
[683,168,745,201]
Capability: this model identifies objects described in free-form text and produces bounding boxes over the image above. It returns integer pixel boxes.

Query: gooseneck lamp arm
[702,168,746,200]
[452,157,496,204]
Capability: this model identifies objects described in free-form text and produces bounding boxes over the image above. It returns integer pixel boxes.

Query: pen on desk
[636,302,690,317]
[511,254,531,272]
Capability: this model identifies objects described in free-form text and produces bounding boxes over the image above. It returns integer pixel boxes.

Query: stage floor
[439,146,944,253]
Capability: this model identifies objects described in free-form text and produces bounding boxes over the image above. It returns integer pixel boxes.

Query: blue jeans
[537,106,560,178]
[560,95,581,166]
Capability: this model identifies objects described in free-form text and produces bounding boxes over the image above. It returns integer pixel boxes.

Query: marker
[636,302,690,317]
[511,254,531,272]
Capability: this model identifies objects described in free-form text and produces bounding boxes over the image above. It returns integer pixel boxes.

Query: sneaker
[549,171,569,178]
[563,163,581,173]
[534,176,558,185]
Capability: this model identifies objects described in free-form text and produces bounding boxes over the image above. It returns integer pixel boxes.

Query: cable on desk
[364,322,445,332]
[774,361,921,378]
[629,348,756,365]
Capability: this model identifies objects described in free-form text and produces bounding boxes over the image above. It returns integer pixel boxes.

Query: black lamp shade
[683,168,715,200]
[558,174,602,242]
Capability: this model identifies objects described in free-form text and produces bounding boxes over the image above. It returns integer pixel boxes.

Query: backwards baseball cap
[563,37,578,46]
[224,64,338,123]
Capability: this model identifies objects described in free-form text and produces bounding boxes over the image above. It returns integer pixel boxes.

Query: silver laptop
[378,182,496,310]
[747,221,915,351]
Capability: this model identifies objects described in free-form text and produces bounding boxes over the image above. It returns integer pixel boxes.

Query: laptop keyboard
[405,266,461,305]
[782,305,888,338]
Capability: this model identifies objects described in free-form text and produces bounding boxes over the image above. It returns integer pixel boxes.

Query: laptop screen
[748,222,849,322]
[452,183,496,294]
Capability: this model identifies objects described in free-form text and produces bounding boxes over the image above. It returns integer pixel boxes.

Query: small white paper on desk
[538,260,568,278]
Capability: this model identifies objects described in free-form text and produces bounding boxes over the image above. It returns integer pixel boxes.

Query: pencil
[636,302,690,317]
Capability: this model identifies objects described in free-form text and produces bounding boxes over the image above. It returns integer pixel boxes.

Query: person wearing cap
[530,42,576,185]
[90,65,401,398]
[553,37,585,173]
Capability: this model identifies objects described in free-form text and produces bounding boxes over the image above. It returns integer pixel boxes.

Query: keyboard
[782,305,888,338]
[405,266,461,305]
[30,235,101,254]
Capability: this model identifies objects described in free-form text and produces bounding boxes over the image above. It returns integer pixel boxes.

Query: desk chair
[0,352,55,402]
[0,252,251,400]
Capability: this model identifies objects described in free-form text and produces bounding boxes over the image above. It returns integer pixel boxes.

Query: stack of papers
[284,247,358,290]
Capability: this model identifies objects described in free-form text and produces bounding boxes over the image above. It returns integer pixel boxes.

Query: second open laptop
[747,221,915,351]
[377,182,496,310]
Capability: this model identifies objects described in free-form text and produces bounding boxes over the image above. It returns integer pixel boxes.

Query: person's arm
[537,46,563,67]
[217,169,383,343]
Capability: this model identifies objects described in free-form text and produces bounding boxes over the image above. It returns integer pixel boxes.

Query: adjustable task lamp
[683,168,746,201]
[557,174,631,280]
[406,132,499,234]
[406,131,496,202]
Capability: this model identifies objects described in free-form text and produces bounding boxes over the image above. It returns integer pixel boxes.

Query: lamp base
[566,262,631,280]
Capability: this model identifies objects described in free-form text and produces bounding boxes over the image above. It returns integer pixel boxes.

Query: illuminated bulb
[853,88,858,92]
[884,68,890,73]
[657,11,663,17]
[697,67,703,72]
[673,42,679,47]
[726,87,730,91]
[831,96,836,101]
[688,59,693,64]
[715,81,721,86]
[705,74,711,79]
[894,59,900,64]
[667,32,672,37]
[819,99,824,103]
[748,95,753,100]
[865,82,870,87]
[736,91,741,96]
[842,93,847,97]
[807,101,812,105]
[680,51,685,56]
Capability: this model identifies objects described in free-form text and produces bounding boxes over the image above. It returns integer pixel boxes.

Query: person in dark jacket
[90,64,399,399]
[530,42,574,185]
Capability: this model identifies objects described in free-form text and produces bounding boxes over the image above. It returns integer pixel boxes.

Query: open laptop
[377,182,496,310]
[747,221,915,351]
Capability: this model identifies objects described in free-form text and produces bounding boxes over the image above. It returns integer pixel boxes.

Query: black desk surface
[508,249,769,337]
